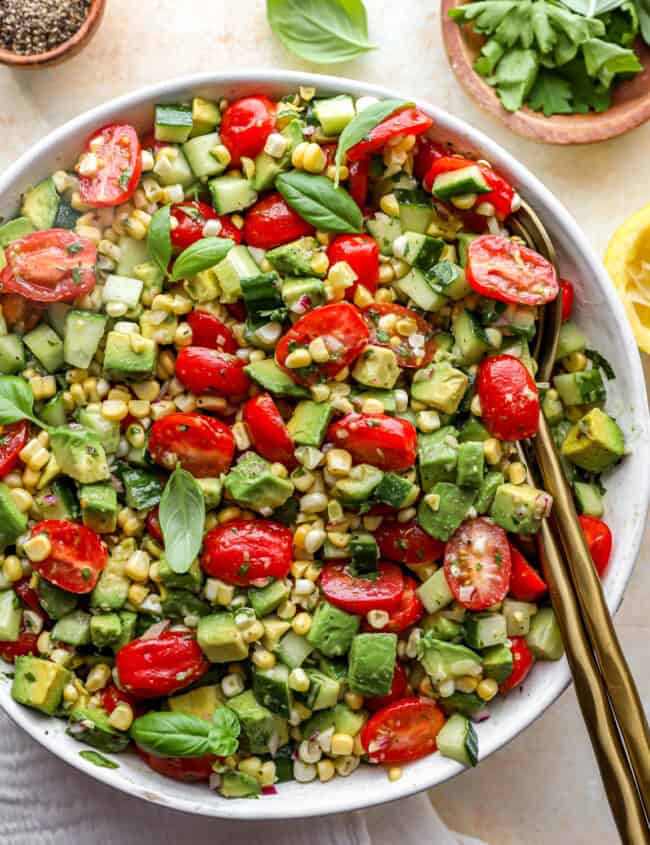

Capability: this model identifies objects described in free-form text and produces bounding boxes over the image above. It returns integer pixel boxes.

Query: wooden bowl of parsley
[441,0,650,144]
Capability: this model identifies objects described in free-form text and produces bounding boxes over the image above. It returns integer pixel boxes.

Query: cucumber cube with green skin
[0,483,27,550]
[313,95,356,135]
[0,335,25,374]
[527,607,564,660]
[542,391,565,425]
[118,466,162,511]
[490,483,552,535]
[396,267,448,312]
[456,441,485,488]
[182,132,226,179]
[209,176,257,215]
[249,580,291,617]
[373,472,418,509]
[422,612,462,642]
[394,189,434,234]
[224,452,294,512]
[463,612,508,649]
[305,669,341,710]
[553,369,606,406]
[219,771,261,799]
[439,691,485,717]
[161,590,210,621]
[457,232,480,268]
[21,177,59,230]
[420,638,482,683]
[158,556,203,593]
[79,483,118,533]
[90,613,123,649]
[281,277,326,311]
[436,713,478,767]
[352,345,400,390]
[67,706,130,753]
[214,244,259,302]
[418,482,476,541]
[51,610,92,646]
[417,569,454,614]
[307,600,360,658]
[573,481,604,518]
[332,464,384,505]
[0,216,34,247]
[412,363,469,415]
[481,643,514,683]
[253,663,292,717]
[555,321,586,361]
[155,104,193,143]
[366,213,403,256]
[103,275,143,310]
[452,310,490,366]
[63,310,107,369]
[227,689,276,755]
[287,401,333,447]
[197,612,248,662]
[503,599,537,637]
[12,656,71,715]
[432,165,491,201]
[561,408,625,473]
[348,633,397,697]
[36,578,77,621]
[23,323,64,373]
[0,590,21,642]
[349,532,379,573]
[393,232,445,272]
[322,539,351,560]
[190,96,220,137]
[418,426,459,492]
[276,630,314,669]
[475,471,505,514]
[117,237,149,277]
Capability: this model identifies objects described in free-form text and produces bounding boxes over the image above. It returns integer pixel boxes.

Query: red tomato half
[220,95,276,167]
[175,347,250,398]
[346,108,433,162]
[136,746,217,782]
[579,515,612,578]
[0,631,39,664]
[424,156,515,221]
[1,230,97,302]
[444,517,511,611]
[365,662,408,712]
[145,507,163,542]
[361,697,445,764]
[327,235,379,297]
[320,562,404,614]
[149,412,235,478]
[201,519,293,586]
[170,201,242,251]
[29,520,107,594]
[327,413,417,472]
[78,124,142,207]
[376,519,445,565]
[363,303,436,368]
[413,137,446,182]
[1,293,46,333]
[101,683,137,715]
[509,546,548,602]
[348,159,370,208]
[116,632,209,698]
[500,637,534,693]
[0,420,28,477]
[276,303,370,386]
[477,355,539,441]
[243,393,296,466]
[363,576,424,634]
[560,279,574,322]
[467,235,558,306]
[186,311,238,353]
[243,192,314,249]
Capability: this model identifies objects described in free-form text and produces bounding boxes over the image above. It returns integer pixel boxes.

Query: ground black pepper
[0,0,91,55]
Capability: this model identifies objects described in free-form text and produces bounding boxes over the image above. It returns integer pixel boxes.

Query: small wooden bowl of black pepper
[0,0,105,68]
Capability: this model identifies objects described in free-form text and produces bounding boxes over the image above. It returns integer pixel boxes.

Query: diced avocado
[452,310,489,366]
[555,321,586,361]
[21,177,58,230]
[51,428,110,484]
[503,598,537,637]
[490,483,552,535]
[422,611,462,642]
[561,408,625,473]
[348,633,397,697]
[267,236,321,277]
[79,484,118,533]
[526,607,564,660]
[248,579,290,617]
[464,612,508,649]
[252,119,304,192]
[90,613,123,649]
[155,104,193,143]
[417,568,454,614]
[412,363,469,414]
[158,555,203,594]
[23,324,64,373]
[168,684,224,720]
[118,466,163,511]
[219,770,261,799]
[184,267,220,303]
[351,388,398,415]
[103,331,156,380]
[305,669,341,710]
[197,612,248,662]
[396,267,448,312]
[286,400,332,447]
[182,132,227,179]
[307,600,360,658]
[161,589,210,621]
[457,232,480,268]
[373,472,418,509]
[0,334,25,374]
[78,406,120,455]
[190,96,220,137]
[456,441,484,488]
[12,656,71,714]
[276,630,314,668]
[261,616,291,652]
[352,345,400,390]
[113,610,137,652]
[245,358,310,398]
[302,703,364,741]
[0,216,34,247]
[90,557,129,611]
[63,310,107,369]
[432,165,490,201]
[0,482,27,549]
[36,578,77,621]
[420,638,482,682]
[209,176,257,215]
[116,238,150,277]
[332,464,384,505]
[553,369,605,407]
[395,188,434,234]
[253,663,291,717]
[437,712,478,767]
[51,610,91,646]
[366,213,403,256]
[68,706,130,752]
[440,691,485,716]
[38,392,66,427]
[482,642,514,683]
[282,277,326,312]
[227,689,276,754]
[475,470,504,514]
[224,452,294,512]
[418,482,476,541]
[573,481,604,518]
[313,95,355,135]
[0,590,21,642]
[214,244,259,302]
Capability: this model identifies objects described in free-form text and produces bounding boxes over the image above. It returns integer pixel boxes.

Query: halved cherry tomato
[363,576,424,634]
[29,520,107,594]
[201,519,293,586]
[145,507,163,542]
[242,393,296,467]
[0,420,28,477]
[413,137,446,182]
[327,413,417,472]
[500,636,534,693]
[376,519,445,565]
[348,158,370,208]
[100,683,137,715]
[1,294,45,332]
[0,631,39,664]
[276,303,370,386]
[116,631,209,698]
[243,192,314,249]
[220,95,276,167]
[579,515,612,577]
[444,517,511,611]
[78,123,142,207]
[424,156,515,221]
[320,562,404,614]
[467,235,559,306]
[14,577,43,615]
[560,278,574,322]
[477,355,539,441]
[170,201,242,251]
[509,546,548,602]
[175,346,250,397]
[185,311,238,353]
[327,234,379,296]
[363,303,436,367]
[346,108,433,162]
[1,230,97,302]
[361,697,445,764]
[136,746,217,782]
[149,412,235,478]
[365,662,408,712]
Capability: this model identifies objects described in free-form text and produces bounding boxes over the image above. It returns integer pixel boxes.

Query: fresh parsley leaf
[560,58,611,112]
[208,707,240,757]
[449,1,518,34]
[582,36,642,86]
[66,241,83,255]
[118,168,132,191]
[71,266,83,286]
[527,71,574,115]
[494,48,540,111]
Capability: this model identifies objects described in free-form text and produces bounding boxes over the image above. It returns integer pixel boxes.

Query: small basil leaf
[147,204,173,277]
[0,376,41,427]
[159,466,206,574]
[276,171,362,233]
[208,706,241,757]
[130,712,211,758]
[79,750,120,769]
[169,237,235,282]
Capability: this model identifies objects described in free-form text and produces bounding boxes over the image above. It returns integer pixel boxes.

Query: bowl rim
[0,68,648,821]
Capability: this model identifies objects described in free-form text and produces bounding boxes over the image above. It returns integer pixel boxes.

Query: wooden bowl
[0,0,105,68]
[441,0,650,144]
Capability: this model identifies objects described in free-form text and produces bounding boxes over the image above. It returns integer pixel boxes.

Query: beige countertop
[1,2,649,841]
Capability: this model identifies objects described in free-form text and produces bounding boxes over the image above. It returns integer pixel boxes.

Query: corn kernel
[456,676,479,694]
[330,733,355,756]
[483,438,502,465]
[507,461,527,485]
[108,701,134,731]
[308,337,330,363]
[302,143,327,174]
[344,692,363,711]
[86,663,112,693]
[251,647,276,670]
[259,761,276,787]
[24,534,52,563]
[291,141,310,170]
[388,767,403,782]
[285,348,312,369]
[10,488,33,513]
[124,550,151,582]
[239,756,262,777]
[101,399,129,421]
[291,612,312,636]
[4,555,24,583]
[289,667,310,693]
[379,193,400,217]
[37,631,51,654]
[477,678,499,701]
[563,352,588,372]
[450,193,477,210]
[128,583,149,607]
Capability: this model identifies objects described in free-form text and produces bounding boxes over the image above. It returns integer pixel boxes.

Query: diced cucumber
[64,311,107,368]
[0,335,25,374]
[573,481,604,518]
[47,302,71,337]
[53,200,81,230]
[155,104,193,143]
[313,95,356,135]
[393,232,445,272]
[457,232,479,268]
[553,369,605,406]
[481,643,514,682]
[464,612,508,649]
[276,631,314,669]
[431,165,490,201]
[349,532,379,573]
[116,237,149,277]
[526,607,564,660]
[214,244,259,302]
[417,568,454,614]
[39,393,66,427]
[366,213,403,256]
[21,177,59,230]
[555,321,586,361]
[503,598,537,637]
[396,267,448,312]
[182,132,227,180]
[436,713,478,767]
[103,275,143,310]
[394,189,434,234]
[0,217,34,247]
[23,324,64,373]
[153,146,194,187]
[430,262,472,301]
[209,176,257,215]
[0,590,21,642]
[452,310,489,366]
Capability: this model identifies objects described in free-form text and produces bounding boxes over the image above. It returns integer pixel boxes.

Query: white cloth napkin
[0,711,485,845]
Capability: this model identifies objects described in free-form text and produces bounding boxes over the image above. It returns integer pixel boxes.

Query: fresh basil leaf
[585,349,616,379]
[130,712,211,758]
[79,750,120,769]
[267,0,377,63]
[208,706,241,757]
[169,237,234,282]
[159,466,206,574]
[559,0,626,15]
[0,376,41,427]
[276,171,362,233]
[147,204,173,277]
[334,98,412,184]
[635,0,650,44]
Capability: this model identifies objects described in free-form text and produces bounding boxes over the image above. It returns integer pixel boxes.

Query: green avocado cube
[307,600,360,658]
[158,555,203,593]
[51,610,91,646]
[244,359,310,399]
[418,427,459,492]
[248,579,290,617]
[417,568,454,614]
[79,483,118,533]
[90,558,129,611]
[348,633,397,697]
[227,689,276,754]
[0,483,27,550]
[475,471,504,514]
[420,638,482,683]
[503,598,538,637]
[373,472,419,509]
[561,408,625,473]
[78,406,120,454]
[161,590,210,621]
[50,428,110,484]
[36,579,77,621]
[197,612,248,662]
[286,401,332,447]
[103,330,157,380]
[490,483,552,535]
[481,643,514,683]
[12,655,71,715]
[352,345,400,390]
[281,277,326,311]
[67,705,130,752]
[90,613,123,649]
[113,611,137,652]
[526,607,564,661]
[418,482,476,541]
[224,452,294,512]
[456,441,484,488]
[219,770,261,799]
[332,464,384,505]
[411,363,469,415]
[267,237,321,277]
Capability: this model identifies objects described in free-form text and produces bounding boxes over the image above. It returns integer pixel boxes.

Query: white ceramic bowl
[1,70,648,821]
